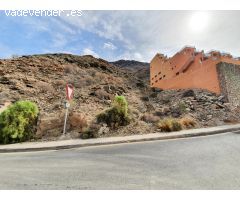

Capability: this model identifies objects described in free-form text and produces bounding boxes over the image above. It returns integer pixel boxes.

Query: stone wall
[217,62,240,107]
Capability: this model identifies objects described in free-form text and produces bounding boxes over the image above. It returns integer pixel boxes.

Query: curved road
[1,132,240,189]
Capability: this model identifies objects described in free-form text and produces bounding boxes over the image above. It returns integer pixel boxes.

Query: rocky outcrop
[217,62,240,108]
[140,88,239,127]
[111,60,149,69]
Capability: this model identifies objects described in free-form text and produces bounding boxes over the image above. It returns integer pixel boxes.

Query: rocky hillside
[0,54,239,140]
[111,60,149,69]
[111,59,150,83]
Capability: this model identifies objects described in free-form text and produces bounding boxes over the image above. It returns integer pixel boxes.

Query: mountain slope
[0,54,239,140]
[111,59,150,83]
[111,60,149,69]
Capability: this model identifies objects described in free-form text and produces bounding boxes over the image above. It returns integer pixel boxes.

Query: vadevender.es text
[5,10,83,17]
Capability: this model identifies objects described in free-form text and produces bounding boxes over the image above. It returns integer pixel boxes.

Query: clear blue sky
[0,10,240,62]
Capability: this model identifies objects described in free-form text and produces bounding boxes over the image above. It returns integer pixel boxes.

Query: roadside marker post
[63,83,74,135]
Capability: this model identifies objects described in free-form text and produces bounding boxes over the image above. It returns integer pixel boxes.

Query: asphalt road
[1,132,240,189]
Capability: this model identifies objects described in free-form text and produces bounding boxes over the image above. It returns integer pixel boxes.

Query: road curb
[0,124,240,153]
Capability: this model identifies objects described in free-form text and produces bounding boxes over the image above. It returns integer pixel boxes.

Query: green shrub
[96,95,130,128]
[0,101,39,144]
[178,102,187,113]
[113,95,128,117]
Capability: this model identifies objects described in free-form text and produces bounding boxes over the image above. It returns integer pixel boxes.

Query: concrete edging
[0,124,240,153]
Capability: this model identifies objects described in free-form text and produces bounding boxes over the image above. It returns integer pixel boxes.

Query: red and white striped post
[63,83,74,135]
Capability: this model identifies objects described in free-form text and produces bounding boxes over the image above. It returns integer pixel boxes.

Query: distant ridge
[111,60,149,69]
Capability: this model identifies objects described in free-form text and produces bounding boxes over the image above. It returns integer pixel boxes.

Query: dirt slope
[0,54,239,139]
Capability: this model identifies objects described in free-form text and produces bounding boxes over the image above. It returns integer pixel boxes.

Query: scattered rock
[149,92,158,98]
[136,80,145,88]
[98,123,110,135]
[151,88,163,93]
[182,89,196,98]
[215,103,225,109]
[141,114,160,123]
[141,96,150,101]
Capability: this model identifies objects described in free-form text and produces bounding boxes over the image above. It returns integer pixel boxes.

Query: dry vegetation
[157,116,197,132]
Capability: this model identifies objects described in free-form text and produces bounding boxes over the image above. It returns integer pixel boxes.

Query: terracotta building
[150,46,240,96]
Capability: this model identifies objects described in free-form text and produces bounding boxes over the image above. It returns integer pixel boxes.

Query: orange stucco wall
[150,47,240,94]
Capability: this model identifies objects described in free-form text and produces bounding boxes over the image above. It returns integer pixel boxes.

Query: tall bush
[0,101,39,144]
[97,95,130,128]
[113,95,128,117]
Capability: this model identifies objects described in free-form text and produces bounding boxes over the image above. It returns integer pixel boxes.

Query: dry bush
[74,75,96,88]
[85,76,96,85]
[171,119,183,131]
[141,113,160,123]
[157,118,172,132]
[94,72,107,83]
[69,112,88,132]
[88,69,97,77]
[105,75,123,85]
[180,117,197,129]
[157,118,182,132]
[80,122,101,139]
[64,65,75,74]
[36,81,55,93]
[158,116,197,132]
[55,80,65,87]
[129,108,141,119]
[95,89,111,100]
